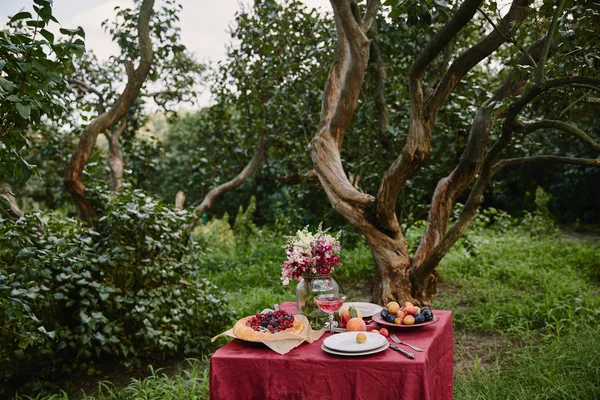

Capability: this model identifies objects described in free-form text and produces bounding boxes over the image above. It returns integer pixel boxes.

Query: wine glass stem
[328,312,334,334]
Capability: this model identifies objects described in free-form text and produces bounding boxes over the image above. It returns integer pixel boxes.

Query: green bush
[0,189,233,396]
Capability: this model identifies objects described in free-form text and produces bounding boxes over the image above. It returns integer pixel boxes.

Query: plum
[414,312,425,324]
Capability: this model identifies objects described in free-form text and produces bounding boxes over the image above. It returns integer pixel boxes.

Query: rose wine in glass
[315,294,346,333]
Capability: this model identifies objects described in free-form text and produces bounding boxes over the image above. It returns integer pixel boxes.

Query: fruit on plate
[404,305,417,315]
[347,317,367,331]
[356,333,367,343]
[379,302,436,326]
[370,329,380,334]
[414,312,425,324]
[387,301,400,314]
[340,305,362,325]
[233,310,303,341]
[421,307,434,322]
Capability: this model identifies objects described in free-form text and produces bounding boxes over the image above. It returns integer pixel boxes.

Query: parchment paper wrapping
[211,313,325,355]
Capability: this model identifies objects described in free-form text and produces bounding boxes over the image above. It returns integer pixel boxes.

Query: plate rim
[322,331,388,352]
[321,341,390,356]
[372,313,440,329]
[340,301,383,317]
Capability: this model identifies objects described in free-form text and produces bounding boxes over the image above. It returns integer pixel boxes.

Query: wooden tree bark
[0,183,24,221]
[188,136,267,229]
[311,0,598,305]
[64,0,155,224]
[106,119,127,192]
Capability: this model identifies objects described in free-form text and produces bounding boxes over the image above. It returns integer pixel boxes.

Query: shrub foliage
[0,189,233,395]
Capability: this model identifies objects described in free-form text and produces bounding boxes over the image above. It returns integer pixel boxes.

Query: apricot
[403,301,414,309]
[370,329,380,334]
[394,317,403,325]
[379,328,389,337]
[403,315,415,325]
[396,310,406,320]
[415,306,421,314]
[387,301,400,314]
[404,305,416,315]
[347,317,367,332]
[356,333,367,343]
[340,305,362,325]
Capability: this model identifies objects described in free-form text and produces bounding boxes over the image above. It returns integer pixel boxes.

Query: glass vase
[296,274,339,329]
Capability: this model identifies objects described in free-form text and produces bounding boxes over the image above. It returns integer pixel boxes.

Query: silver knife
[389,344,415,359]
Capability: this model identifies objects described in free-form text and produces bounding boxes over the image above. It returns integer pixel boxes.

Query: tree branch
[375,0,485,233]
[328,0,371,150]
[106,119,128,192]
[477,6,536,68]
[309,0,377,229]
[535,0,566,85]
[426,0,529,118]
[64,0,155,224]
[361,0,380,32]
[505,76,600,125]
[516,119,600,151]
[493,155,600,171]
[67,78,106,114]
[409,0,484,82]
[412,36,549,281]
[188,136,267,230]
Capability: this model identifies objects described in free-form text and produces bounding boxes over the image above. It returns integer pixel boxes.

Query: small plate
[323,331,388,352]
[372,313,440,330]
[340,302,383,318]
[321,341,390,357]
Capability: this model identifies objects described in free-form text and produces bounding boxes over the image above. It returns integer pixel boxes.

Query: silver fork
[390,334,424,352]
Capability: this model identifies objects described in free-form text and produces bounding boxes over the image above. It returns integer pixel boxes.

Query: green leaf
[16,103,31,120]
[40,29,54,43]
[9,12,32,23]
[0,60,5,71]
[0,77,14,92]
[26,20,46,28]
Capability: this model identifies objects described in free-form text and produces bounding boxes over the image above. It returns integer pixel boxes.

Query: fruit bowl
[372,313,439,330]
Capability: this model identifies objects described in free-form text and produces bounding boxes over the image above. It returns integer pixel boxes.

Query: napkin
[211,313,325,355]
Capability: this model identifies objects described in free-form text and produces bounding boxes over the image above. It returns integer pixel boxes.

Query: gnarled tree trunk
[311,0,598,306]
[64,0,155,224]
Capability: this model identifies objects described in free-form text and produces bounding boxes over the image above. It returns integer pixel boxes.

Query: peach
[403,315,415,325]
[370,329,380,334]
[387,301,400,314]
[404,305,416,315]
[403,301,414,309]
[356,333,367,343]
[379,328,389,337]
[346,317,367,332]
[394,317,403,325]
[340,305,362,325]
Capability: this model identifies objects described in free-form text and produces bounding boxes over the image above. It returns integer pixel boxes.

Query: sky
[0,0,328,107]
[0,0,328,62]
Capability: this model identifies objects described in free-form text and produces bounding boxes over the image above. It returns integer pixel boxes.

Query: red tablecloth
[210,302,453,400]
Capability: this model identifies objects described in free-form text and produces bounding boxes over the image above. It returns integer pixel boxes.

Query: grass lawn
[14,222,600,400]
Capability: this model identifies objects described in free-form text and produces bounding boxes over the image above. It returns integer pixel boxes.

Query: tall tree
[311,0,599,304]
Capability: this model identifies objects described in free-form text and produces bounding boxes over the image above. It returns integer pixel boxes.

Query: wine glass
[314,294,347,334]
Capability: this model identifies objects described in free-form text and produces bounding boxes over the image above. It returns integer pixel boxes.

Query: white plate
[340,302,383,318]
[323,331,388,353]
[321,341,390,357]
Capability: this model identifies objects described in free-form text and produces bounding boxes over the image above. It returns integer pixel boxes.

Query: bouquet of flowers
[281,225,342,285]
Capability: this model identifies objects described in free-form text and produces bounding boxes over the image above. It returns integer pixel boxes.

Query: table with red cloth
[210,301,453,400]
